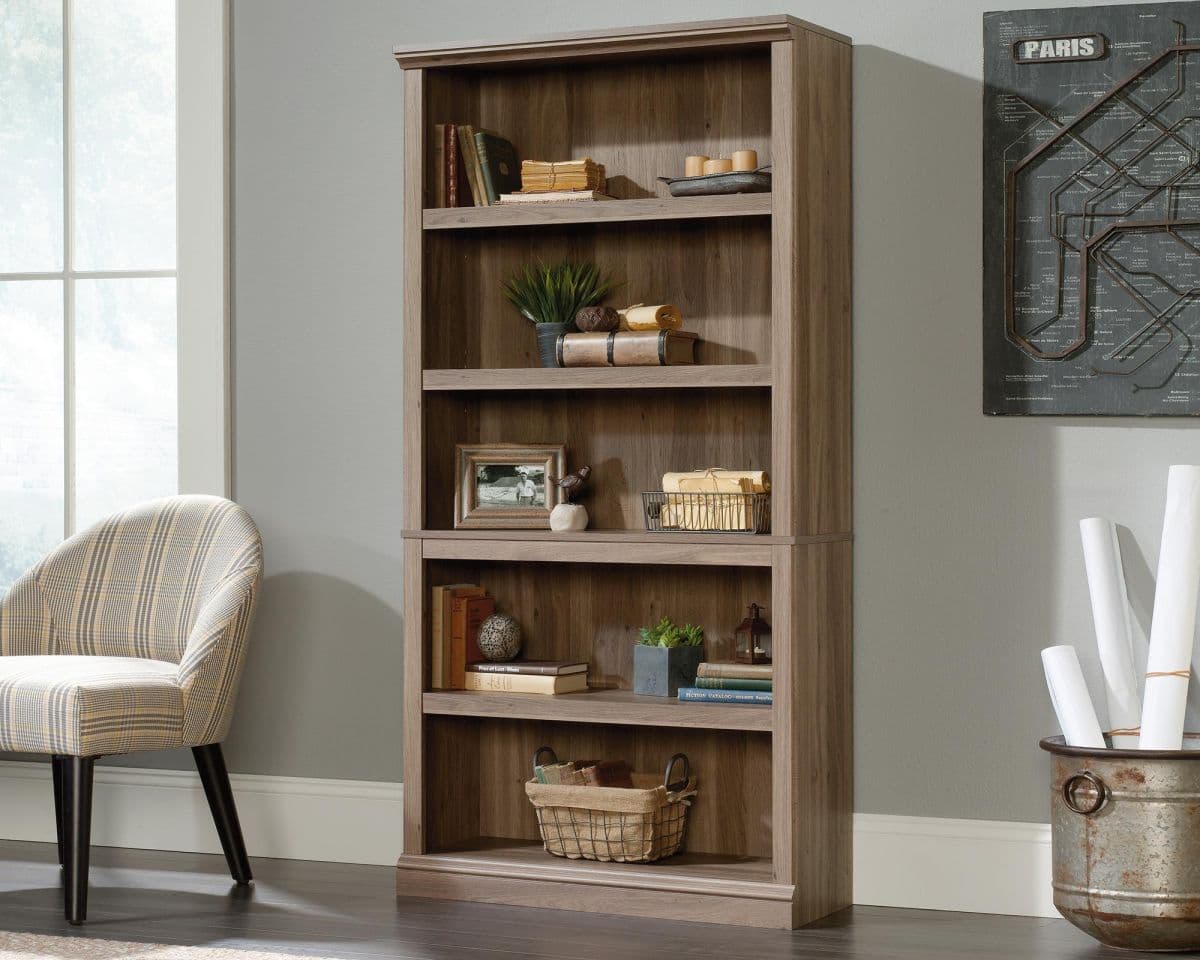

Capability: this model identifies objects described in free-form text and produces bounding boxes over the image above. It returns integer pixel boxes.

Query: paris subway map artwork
[984,2,1200,414]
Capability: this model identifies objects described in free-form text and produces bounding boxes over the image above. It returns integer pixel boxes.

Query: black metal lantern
[734,602,771,664]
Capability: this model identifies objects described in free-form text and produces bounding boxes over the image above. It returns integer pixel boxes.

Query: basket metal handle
[664,753,690,792]
[1063,770,1109,816]
[533,746,558,776]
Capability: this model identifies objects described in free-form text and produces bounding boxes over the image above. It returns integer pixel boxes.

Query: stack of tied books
[429,583,496,689]
[433,124,521,207]
[534,757,634,786]
[498,158,611,204]
[677,662,772,705]
[466,660,589,696]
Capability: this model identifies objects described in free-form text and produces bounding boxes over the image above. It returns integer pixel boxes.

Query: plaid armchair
[0,496,263,923]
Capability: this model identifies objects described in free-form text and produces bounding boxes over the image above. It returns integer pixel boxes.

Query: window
[0,0,227,594]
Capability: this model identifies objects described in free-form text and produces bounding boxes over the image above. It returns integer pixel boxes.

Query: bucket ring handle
[1063,770,1109,816]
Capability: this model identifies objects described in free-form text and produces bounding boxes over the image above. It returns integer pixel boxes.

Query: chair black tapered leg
[193,744,252,885]
[50,755,65,866]
[62,756,94,925]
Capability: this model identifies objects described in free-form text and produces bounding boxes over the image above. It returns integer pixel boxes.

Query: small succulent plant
[637,617,705,648]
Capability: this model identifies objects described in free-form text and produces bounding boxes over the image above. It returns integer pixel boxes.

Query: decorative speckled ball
[574,305,620,333]
[477,613,522,661]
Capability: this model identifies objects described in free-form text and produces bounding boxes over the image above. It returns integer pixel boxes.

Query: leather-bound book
[474,131,521,204]
[557,330,698,367]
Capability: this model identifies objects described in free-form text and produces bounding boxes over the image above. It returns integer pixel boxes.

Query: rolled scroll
[619,304,683,331]
[1042,646,1106,748]
[1140,465,1200,750]
[1080,517,1142,747]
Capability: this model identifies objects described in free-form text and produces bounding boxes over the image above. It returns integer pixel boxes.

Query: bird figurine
[550,465,591,503]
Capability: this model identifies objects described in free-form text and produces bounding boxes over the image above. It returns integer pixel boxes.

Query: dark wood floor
[0,839,1144,959]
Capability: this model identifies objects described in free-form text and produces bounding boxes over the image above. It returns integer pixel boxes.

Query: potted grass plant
[504,261,617,367]
[633,618,705,697]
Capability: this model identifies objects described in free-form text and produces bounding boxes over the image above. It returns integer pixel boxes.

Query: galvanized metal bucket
[1042,735,1200,951]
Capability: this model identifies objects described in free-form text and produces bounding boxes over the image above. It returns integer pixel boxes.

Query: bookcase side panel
[795,31,853,537]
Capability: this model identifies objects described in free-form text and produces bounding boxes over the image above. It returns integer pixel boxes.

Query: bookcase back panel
[423,49,771,204]
[479,722,771,857]
[423,218,772,370]
[422,388,772,531]
[426,559,771,689]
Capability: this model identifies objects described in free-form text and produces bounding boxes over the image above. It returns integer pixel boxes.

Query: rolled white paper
[1081,517,1142,747]
[1140,465,1200,750]
[1042,645,1106,748]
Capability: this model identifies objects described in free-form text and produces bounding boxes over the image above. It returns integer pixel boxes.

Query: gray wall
[222,0,1200,822]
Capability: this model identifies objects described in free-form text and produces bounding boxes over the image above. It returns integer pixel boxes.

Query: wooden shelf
[422,194,772,230]
[396,839,789,926]
[410,529,804,566]
[423,687,772,731]
[423,364,771,391]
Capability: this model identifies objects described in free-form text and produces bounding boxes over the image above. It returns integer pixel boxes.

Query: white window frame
[0,0,231,536]
[176,0,231,500]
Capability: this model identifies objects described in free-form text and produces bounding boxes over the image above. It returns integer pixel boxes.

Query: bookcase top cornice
[392,14,850,69]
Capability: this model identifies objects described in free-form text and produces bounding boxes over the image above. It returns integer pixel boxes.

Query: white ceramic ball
[550,503,589,531]
[477,613,522,661]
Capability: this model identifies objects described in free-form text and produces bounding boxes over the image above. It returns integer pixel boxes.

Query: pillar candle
[702,157,733,175]
[684,155,708,177]
[731,149,758,171]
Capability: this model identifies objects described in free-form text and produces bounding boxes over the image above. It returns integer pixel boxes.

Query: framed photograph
[454,443,566,529]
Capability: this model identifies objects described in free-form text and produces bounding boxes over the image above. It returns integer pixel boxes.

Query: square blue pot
[633,644,703,697]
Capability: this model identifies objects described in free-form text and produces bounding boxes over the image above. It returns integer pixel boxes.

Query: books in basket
[677,687,772,705]
[467,660,588,676]
[465,671,589,695]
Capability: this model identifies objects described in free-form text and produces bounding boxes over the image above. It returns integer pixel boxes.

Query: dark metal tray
[657,168,772,197]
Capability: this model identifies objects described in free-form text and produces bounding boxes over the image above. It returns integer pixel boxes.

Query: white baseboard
[0,760,402,866]
[853,813,1055,918]
[0,763,1055,915]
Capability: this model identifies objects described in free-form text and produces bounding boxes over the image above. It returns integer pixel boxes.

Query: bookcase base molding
[394,14,852,931]
[394,848,796,928]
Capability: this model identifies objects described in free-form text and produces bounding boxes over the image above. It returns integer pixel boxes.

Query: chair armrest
[0,567,53,656]
[177,563,261,745]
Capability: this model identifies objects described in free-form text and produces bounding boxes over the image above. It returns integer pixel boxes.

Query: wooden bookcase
[393,16,852,929]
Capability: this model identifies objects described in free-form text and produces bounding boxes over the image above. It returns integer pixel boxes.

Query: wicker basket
[525,748,697,864]
[642,491,771,534]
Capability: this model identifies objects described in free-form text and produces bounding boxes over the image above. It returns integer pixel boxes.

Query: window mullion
[62,0,75,538]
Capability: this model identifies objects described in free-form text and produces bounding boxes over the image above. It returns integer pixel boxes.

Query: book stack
[677,661,772,705]
[433,124,520,207]
[534,757,634,786]
[500,158,610,204]
[466,660,589,696]
[430,583,496,689]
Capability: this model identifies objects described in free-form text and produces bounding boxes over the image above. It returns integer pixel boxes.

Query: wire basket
[641,491,771,534]
[525,748,697,864]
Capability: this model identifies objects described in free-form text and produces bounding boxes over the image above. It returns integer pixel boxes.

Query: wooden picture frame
[454,443,566,529]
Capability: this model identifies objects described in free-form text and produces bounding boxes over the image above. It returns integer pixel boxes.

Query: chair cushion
[0,656,184,756]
